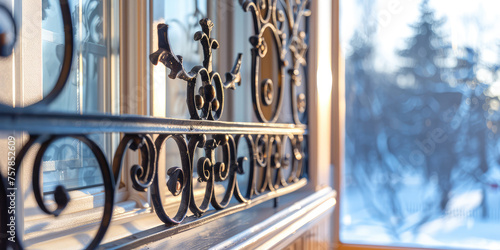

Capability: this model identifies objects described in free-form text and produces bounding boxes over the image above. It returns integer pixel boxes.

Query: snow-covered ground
[341,187,500,249]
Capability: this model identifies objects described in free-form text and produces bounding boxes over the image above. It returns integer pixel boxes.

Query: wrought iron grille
[0,0,310,249]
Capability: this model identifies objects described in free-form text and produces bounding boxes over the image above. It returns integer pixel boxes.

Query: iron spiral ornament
[242,0,310,124]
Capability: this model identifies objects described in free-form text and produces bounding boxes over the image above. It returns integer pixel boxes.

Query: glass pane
[40,0,111,192]
[341,0,500,248]
[43,0,108,114]
[42,136,104,193]
[151,0,208,119]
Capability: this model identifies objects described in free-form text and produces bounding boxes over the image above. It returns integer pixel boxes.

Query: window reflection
[42,136,104,194]
[43,0,106,114]
[41,0,108,193]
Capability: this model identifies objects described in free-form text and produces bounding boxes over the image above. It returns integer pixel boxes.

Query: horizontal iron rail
[0,111,307,135]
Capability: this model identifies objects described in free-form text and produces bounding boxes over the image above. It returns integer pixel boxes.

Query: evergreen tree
[395,0,462,216]
[397,0,448,90]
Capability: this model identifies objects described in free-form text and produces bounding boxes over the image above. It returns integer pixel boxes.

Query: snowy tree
[394,0,462,216]
[397,0,449,91]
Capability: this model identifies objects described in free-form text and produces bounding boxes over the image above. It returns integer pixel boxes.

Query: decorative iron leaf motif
[150,19,243,121]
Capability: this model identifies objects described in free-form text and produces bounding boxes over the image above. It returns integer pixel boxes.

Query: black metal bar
[0,111,306,135]
[42,183,104,196]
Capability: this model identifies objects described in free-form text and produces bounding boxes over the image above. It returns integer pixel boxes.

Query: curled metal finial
[166,167,184,196]
[150,19,243,121]
[113,134,156,192]
[224,53,243,90]
[150,24,197,81]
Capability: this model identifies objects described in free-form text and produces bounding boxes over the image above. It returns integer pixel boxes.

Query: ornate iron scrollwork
[0,0,310,248]
[284,0,311,124]
[150,19,243,121]
[151,0,310,124]
[112,134,157,192]
[151,134,192,225]
[13,135,115,250]
[242,0,287,123]
[242,0,310,124]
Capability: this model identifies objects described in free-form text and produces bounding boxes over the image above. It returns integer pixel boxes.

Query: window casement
[0,0,335,249]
